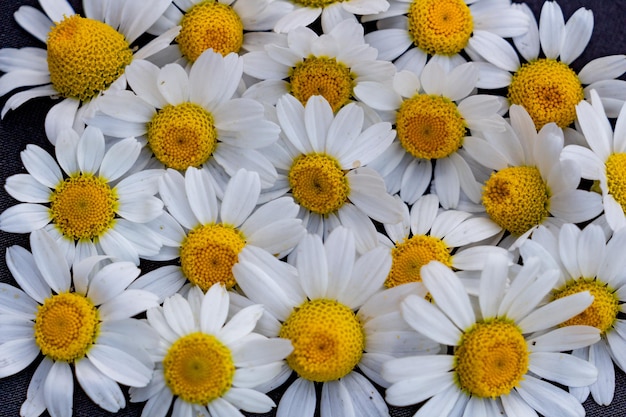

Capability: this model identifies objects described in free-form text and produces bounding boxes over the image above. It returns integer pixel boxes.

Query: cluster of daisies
[0,0,625,416]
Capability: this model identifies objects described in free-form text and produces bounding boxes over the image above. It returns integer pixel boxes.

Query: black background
[1,1,625,416]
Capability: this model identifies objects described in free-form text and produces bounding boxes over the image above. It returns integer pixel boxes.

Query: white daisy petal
[295,233,329,300]
[30,229,71,294]
[468,30,520,72]
[560,7,594,65]
[385,372,454,407]
[43,361,73,417]
[98,289,158,321]
[159,169,199,230]
[183,167,218,225]
[529,351,597,387]
[156,63,189,105]
[231,338,293,368]
[198,283,229,335]
[382,355,453,384]
[517,375,585,417]
[412,384,464,417]
[512,3,540,61]
[478,254,509,318]
[232,361,286,389]
[77,126,106,175]
[341,372,389,417]
[401,294,461,346]
[528,326,601,352]
[14,6,53,43]
[75,359,126,413]
[20,357,53,417]
[99,138,141,182]
[6,245,50,304]
[87,345,152,387]
[589,341,615,406]
[87,261,140,305]
[21,144,63,188]
[538,1,565,59]
[222,387,275,413]
[162,294,196,336]
[220,169,261,227]
[0,338,40,378]
[517,291,594,334]
[578,55,626,86]
[276,378,316,417]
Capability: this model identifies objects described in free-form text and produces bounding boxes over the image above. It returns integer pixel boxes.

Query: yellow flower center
[553,278,619,335]
[292,0,341,7]
[279,299,364,382]
[396,94,466,159]
[163,332,235,404]
[34,292,100,363]
[606,153,626,212]
[288,153,349,215]
[289,57,354,112]
[508,59,584,129]
[147,103,218,171]
[46,15,133,101]
[407,0,473,56]
[49,175,118,241]
[386,235,453,288]
[177,1,244,62]
[180,224,246,291]
[482,166,550,236]
[455,319,528,398]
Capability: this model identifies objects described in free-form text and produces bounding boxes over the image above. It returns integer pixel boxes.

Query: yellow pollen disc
[34,292,99,362]
[163,332,235,404]
[292,0,341,7]
[177,1,244,62]
[508,59,584,129]
[407,0,473,56]
[289,57,354,112]
[482,166,550,236]
[553,279,619,335]
[180,223,246,291]
[279,299,364,382]
[47,15,133,101]
[147,102,218,170]
[49,175,118,241]
[396,94,466,159]
[605,153,626,212]
[386,235,452,288]
[288,153,349,215]
[455,319,528,398]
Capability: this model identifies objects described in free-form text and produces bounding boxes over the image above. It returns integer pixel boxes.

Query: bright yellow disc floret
[407,0,474,56]
[455,318,528,398]
[34,292,100,362]
[147,103,218,170]
[49,174,118,241]
[553,278,619,335]
[279,299,365,382]
[288,153,350,215]
[386,235,452,288]
[47,15,133,101]
[508,59,584,129]
[482,166,550,236]
[289,56,354,112]
[177,1,244,61]
[606,153,626,213]
[396,94,466,159]
[180,223,246,291]
[163,332,235,404]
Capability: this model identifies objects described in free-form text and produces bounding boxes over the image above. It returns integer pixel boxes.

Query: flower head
[0,126,165,265]
[129,283,293,416]
[0,229,159,416]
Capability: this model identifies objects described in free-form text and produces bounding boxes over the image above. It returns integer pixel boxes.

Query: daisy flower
[463,104,602,248]
[86,49,280,189]
[357,59,506,208]
[0,126,165,266]
[272,0,389,34]
[471,1,626,129]
[129,167,306,301]
[361,0,528,70]
[0,0,180,142]
[260,93,403,254]
[0,229,159,416]
[233,226,441,417]
[561,90,626,232]
[383,256,601,417]
[129,283,294,417]
[381,194,506,288]
[521,223,626,405]
[242,19,396,114]
[147,0,293,65]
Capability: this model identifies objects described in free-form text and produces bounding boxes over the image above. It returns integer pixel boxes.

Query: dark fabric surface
[0,0,625,416]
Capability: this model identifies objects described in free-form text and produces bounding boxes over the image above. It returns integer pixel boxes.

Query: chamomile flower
[0,229,159,416]
[260,93,403,254]
[384,257,601,417]
[0,126,165,266]
[234,227,441,417]
[129,167,306,301]
[562,90,626,232]
[148,0,293,65]
[86,49,280,188]
[0,0,180,141]
[471,1,626,129]
[463,104,602,248]
[521,223,626,406]
[361,0,528,70]
[381,194,506,288]
[358,59,506,208]
[129,283,294,417]
[242,19,396,113]
[273,0,389,34]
